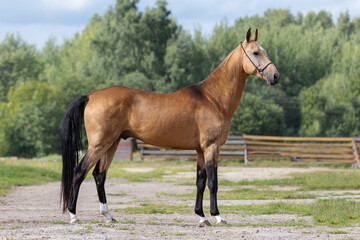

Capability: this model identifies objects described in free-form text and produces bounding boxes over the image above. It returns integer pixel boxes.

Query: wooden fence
[136,135,360,167]
[137,136,245,161]
[244,135,359,167]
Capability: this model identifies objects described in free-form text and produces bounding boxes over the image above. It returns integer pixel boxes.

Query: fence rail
[244,134,359,167]
[137,136,244,161]
[136,135,360,167]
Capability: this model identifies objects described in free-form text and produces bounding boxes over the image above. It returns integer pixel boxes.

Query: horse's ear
[245,28,251,42]
[251,28,258,41]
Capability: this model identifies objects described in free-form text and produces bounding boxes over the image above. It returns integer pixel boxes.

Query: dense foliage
[1,0,360,157]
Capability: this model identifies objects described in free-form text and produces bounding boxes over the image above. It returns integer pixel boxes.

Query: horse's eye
[253,51,259,56]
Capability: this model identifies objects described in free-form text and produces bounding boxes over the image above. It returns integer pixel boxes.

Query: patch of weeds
[328,230,348,234]
[221,198,360,227]
[130,232,136,235]
[177,181,195,186]
[175,232,186,236]
[121,218,136,224]
[216,188,316,200]
[158,192,194,199]
[230,171,360,191]
[119,227,130,230]
[148,217,159,225]
[10,226,23,229]
[108,192,127,197]
[173,218,184,223]
[220,202,311,216]
[162,188,315,201]
[115,203,191,214]
[90,219,103,224]
[52,221,68,224]
[85,226,93,234]
[160,231,168,236]
[312,199,360,226]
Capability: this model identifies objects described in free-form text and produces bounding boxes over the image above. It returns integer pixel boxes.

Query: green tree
[91,0,177,90]
[0,34,42,102]
[2,81,63,157]
[299,73,360,137]
[230,93,285,136]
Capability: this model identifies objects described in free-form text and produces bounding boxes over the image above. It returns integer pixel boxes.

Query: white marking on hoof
[198,216,211,227]
[100,203,115,222]
[69,211,79,224]
[215,215,227,225]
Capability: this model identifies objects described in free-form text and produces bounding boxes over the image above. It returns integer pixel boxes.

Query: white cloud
[41,0,95,11]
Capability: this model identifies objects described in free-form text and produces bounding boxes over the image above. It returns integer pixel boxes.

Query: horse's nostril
[274,73,280,82]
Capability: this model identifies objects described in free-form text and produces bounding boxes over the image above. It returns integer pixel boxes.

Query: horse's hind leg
[67,150,102,223]
[92,138,120,223]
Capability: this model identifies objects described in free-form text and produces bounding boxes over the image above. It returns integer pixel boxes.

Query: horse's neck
[202,46,248,120]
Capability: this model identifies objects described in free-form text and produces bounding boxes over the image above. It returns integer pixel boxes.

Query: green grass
[221,199,360,227]
[224,171,360,191]
[220,202,311,215]
[0,162,61,195]
[328,230,348,234]
[52,221,68,224]
[115,199,360,227]
[218,188,316,200]
[311,199,360,226]
[161,188,316,200]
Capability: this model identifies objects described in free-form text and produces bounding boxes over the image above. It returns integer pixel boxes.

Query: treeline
[1,0,360,157]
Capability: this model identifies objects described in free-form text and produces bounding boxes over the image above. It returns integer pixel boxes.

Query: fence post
[129,138,134,161]
[243,134,248,164]
[352,138,360,168]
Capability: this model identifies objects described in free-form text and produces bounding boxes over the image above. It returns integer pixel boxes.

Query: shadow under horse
[60,28,280,226]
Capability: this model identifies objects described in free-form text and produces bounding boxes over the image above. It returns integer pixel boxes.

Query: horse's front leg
[195,150,211,227]
[204,144,228,225]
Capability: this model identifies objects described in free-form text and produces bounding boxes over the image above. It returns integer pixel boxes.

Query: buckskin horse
[60,28,280,226]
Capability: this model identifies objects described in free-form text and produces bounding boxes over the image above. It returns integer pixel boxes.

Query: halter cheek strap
[240,42,273,75]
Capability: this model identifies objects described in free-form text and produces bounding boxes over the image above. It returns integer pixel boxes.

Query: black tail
[60,95,89,213]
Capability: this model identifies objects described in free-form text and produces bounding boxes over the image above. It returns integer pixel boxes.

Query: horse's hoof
[198,220,212,227]
[107,218,118,223]
[70,218,80,224]
[216,220,228,225]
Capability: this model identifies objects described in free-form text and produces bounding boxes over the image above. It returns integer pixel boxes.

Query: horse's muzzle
[267,72,280,85]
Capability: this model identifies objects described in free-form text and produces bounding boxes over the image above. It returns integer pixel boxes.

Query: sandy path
[1,167,360,239]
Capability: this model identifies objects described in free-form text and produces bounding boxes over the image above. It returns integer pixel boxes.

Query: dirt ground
[1,167,360,240]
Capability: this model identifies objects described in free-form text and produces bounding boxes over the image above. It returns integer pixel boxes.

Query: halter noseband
[240,42,273,75]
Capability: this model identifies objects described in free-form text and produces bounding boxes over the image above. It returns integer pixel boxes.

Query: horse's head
[241,28,280,85]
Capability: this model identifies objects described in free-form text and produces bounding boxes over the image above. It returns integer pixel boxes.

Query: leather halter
[240,42,273,75]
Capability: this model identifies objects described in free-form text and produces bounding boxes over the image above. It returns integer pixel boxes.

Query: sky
[0,0,360,49]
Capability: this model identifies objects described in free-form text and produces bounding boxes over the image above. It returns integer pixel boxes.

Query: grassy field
[1,155,360,228]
